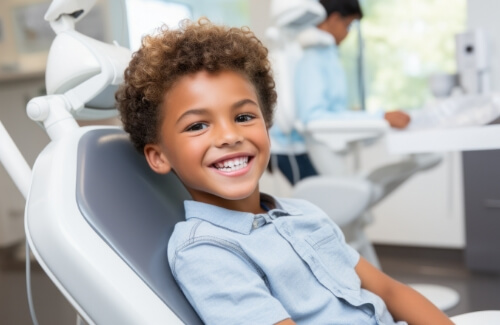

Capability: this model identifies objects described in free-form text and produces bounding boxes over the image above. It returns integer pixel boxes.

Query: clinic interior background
[0,0,499,274]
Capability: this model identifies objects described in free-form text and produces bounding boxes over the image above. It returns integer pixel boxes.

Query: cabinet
[463,149,500,272]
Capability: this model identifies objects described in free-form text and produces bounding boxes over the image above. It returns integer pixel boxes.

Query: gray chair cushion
[76,128,202,324]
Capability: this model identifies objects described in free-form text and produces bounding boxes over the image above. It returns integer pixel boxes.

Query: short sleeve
[170,240,290,325]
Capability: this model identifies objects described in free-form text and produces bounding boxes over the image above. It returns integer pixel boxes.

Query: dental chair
[27,126,199,325]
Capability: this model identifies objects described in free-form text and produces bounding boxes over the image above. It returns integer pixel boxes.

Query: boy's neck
[190,187,267,214]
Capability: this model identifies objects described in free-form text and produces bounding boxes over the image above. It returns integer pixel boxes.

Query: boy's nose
[214,122,243,147]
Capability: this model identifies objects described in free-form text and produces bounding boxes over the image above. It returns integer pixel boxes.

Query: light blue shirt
[270,33,382,154]
[168,194,406,325]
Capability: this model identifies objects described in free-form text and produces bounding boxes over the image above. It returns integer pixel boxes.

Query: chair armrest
[292,176,375,227]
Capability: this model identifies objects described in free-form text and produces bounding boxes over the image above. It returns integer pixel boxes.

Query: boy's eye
[235,114,255,123]
[185,123,208,132]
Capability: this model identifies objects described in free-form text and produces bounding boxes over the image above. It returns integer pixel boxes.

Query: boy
[269,0,411,184]
[116,19,452,325]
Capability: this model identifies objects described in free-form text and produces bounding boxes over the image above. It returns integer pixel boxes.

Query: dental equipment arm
[270,0,325,28]
[27,0,131,141]
[0,122,31,199]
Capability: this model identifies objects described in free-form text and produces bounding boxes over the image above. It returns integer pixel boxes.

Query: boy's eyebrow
[176,108,207,125]
[232,98,259,109]
[176,98,259,125]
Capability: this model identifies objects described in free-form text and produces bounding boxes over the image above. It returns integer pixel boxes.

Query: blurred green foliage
[340,0,466,112]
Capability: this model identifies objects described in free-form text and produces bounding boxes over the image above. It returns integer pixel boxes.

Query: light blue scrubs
[270,29,382,154]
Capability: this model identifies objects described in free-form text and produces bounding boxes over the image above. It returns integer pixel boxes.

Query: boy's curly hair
[116,18,277,153]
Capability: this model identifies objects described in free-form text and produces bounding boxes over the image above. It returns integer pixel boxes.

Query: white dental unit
[0,0,499,324]
[388,28,500,154]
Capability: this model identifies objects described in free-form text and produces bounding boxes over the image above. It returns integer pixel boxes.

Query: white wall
[363,142,466,248]
[467,0,500,92]
[248,0,271,46]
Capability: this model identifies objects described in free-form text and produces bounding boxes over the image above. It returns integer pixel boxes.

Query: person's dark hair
[116,18,277,153]
[319,0,363,19]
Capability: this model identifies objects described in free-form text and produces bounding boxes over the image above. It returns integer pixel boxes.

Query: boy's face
[144,70,270,208]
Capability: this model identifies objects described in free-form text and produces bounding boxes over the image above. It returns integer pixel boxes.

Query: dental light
[26,0,131,140]
[270,0,326,28]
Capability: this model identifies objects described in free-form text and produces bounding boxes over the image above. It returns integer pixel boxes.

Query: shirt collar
[183,193,303,235]
[297,27,336,48]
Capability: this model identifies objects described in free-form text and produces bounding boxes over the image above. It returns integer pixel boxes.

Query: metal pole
[0,121,31,199]
[356,21,367,112]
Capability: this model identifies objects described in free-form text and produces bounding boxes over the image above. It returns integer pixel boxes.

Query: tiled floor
[0,244,75,324]
[376,245,500,318]
[1,243,499,324]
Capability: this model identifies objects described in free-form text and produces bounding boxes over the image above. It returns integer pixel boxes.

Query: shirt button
[252,220,259,229]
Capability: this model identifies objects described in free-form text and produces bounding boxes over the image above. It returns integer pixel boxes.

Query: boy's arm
[275,319,296,325]
[355,257,454,325]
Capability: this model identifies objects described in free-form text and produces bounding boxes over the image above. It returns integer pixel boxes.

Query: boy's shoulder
[167,202,242,248]
[168,217,211,244]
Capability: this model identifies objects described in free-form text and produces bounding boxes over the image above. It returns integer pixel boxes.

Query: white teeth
[214,157,249,172]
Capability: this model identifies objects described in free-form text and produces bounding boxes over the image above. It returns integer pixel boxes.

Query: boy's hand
[384,111,411,129]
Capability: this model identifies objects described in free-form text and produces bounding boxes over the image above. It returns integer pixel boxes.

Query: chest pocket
[305,226,361,294]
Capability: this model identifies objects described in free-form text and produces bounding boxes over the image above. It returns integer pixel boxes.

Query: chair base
[450,310,500,325]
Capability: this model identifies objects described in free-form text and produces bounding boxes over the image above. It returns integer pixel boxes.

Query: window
[125,0,192,52]
[178,0,250,27]
[340,0,466,112]
[125,0,250,52]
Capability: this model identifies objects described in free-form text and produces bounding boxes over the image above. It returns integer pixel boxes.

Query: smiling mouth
[213,156,250,172]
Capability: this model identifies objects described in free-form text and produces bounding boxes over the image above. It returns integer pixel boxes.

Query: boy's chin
[216,186,259,201]
[206,182,261,202]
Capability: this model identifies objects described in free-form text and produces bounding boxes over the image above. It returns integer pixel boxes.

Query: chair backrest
[26,126,202,324]
[76,128,202,324]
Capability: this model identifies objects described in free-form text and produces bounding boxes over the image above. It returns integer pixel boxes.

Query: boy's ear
[144,144,172,174]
